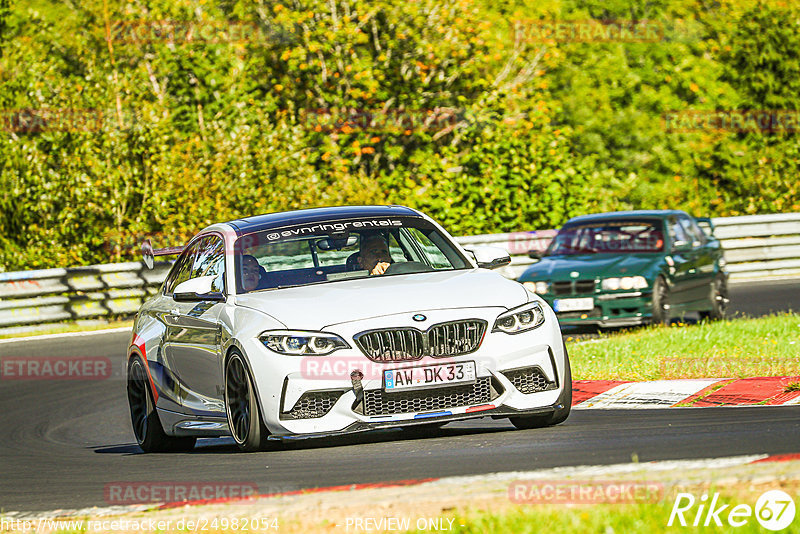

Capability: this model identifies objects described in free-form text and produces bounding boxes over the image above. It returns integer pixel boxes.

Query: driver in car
[358,234,392,275]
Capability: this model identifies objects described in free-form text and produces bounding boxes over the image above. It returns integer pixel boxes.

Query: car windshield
[545,220,665,256]
[233,216,470,293]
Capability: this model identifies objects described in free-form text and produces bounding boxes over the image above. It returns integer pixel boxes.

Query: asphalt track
[0,279,798,513]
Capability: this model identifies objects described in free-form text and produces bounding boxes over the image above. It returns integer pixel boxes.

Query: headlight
[601,276,648,291]
[522,281,549,294]
[493,302,545,334]
[259,330,350,355]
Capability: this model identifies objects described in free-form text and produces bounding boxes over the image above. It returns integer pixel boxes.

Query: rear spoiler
[695,217,715,237]
[141,238,184,269]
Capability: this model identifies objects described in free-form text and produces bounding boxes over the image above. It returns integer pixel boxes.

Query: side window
[387,233,407,263]
[192,236,226,292]
[163,241,200,294]
[404,228,454,269]
[668,217,691,247]
[679,216,705,247]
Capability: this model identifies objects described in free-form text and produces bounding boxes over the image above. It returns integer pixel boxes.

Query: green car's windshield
[546,220,665,256]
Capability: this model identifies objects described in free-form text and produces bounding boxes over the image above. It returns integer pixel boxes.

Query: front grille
[428,321,486,357]
[552,280,596,296]
[575,280,596,294]
[354,329,425,362]
[363,376,499,416]
[281,390,345,420]
[553,281,573,295]
[502,366,557,394]
[354,320,487,362]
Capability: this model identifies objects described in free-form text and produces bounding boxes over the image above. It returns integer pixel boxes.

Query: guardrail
[0,263,172,329]
[0,213,797,330]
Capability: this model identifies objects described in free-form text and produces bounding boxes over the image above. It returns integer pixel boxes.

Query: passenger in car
[241,254,264,291]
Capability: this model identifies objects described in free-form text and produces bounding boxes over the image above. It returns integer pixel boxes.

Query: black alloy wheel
[225,350,270,452]
[127,357,196,452]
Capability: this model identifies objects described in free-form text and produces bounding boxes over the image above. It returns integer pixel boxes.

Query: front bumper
[242,306,568,436]
[542,291,654,327]
[268,404,559,441]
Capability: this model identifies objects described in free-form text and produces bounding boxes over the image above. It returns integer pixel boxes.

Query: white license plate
[384,361,476,392]
[554,297,594,312]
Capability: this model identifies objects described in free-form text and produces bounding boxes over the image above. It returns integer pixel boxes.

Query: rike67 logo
[669,490,795,531]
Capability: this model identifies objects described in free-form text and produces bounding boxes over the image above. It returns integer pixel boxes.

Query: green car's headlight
[523,281,549,294]
[493,302,546,334]
[601,276,648,291]
[259,331,350,355]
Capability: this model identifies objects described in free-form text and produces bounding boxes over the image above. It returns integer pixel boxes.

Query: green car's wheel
[651,276,670,325]
[699,274,729,321]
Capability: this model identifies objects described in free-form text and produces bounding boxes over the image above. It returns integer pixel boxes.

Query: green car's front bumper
[539,290,655,327]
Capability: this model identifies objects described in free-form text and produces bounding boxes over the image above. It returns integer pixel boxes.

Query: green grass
[441,497,781,534]
[567,313,800,381]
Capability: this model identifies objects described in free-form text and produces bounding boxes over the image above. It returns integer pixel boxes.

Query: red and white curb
[573,376,800,408]
[4,454,798,521]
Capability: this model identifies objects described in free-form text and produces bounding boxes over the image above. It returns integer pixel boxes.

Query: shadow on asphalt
[90,420,528,455]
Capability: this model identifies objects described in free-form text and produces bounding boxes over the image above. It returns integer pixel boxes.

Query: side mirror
[695,217,715,237]
[467,246,512,270]
[528,250,542,261]
[173,276,225,302]
[141,239,154,269]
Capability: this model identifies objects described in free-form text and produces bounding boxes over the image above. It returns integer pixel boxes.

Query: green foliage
[0,0,799,271]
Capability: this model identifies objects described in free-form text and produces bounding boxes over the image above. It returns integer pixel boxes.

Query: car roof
[225,205,423,235]
[564,209,687,225]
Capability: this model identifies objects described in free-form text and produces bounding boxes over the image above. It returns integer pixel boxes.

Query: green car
[517,210,729,327]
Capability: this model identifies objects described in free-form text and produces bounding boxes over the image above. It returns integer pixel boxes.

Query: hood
[521,253,660,280]
[235,269,528,330]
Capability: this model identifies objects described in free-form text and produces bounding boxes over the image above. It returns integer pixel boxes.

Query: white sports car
[127,206,571,452]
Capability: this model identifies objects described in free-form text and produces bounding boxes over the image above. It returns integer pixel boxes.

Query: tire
[650,276,670,325]
[699,274,728,321]
[509,343,572,430]
[127,357,196,453]
[225,349,270,452]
